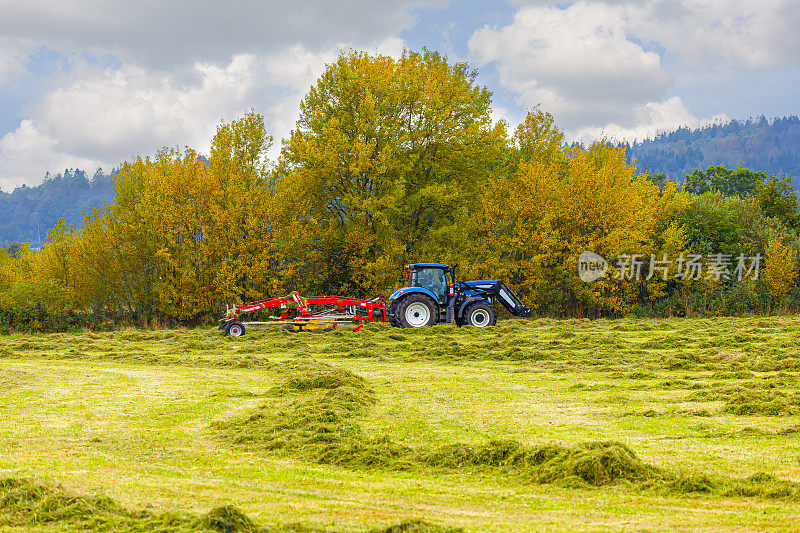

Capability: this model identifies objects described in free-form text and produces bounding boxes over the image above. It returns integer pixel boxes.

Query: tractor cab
[404,263,453,303]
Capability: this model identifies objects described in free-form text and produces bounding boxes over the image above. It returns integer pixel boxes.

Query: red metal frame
[227,294,386,332]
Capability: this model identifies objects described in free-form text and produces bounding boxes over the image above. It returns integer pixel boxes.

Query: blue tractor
[388,263,531,328]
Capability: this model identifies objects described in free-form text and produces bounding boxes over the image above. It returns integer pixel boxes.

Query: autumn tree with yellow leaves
[277,49,507,297]
[762,237,798,312]
[466,108,680,316]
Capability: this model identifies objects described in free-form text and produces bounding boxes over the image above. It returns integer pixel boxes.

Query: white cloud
[467,0,798,143]
[35,56,260,161]
[0,120,104,191]
[571,96,730,144]
[5,0,798,188]
[0,0,445,69]
[0,37,406,189]
[0,0,431,188]
[0,38,35,85]
[625,0,800,70]
[509,0,800,70]
[469,2,673,130]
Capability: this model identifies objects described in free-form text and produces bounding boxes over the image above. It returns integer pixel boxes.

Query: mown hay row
[0,477,461,533]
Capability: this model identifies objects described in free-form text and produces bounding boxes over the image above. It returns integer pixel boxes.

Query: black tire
[464,302,496,327]
[225,320,246,337]
[395,294,438,328]
[388,300,399,327]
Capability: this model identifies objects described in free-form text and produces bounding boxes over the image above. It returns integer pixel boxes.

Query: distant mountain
[0,169,115,247]
[624,115,800,187]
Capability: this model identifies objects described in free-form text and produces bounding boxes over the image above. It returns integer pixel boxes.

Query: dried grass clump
[723,391,795,416]
[371,519,464,533]
[214,359,388,466]
[0,477,255,531]
[1,477,465,532]
[420,440,659,486]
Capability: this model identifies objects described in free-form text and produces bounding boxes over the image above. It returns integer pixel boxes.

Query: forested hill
[625,116,800,186]
[0,169,114,247]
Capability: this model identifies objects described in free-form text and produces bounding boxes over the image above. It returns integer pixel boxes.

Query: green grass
[3,316,800,530]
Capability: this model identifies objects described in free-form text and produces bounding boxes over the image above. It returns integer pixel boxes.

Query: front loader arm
[460,280,531,317]
[495,281,531,317]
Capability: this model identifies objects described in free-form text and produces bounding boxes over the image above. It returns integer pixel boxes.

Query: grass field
[2,317,800,531]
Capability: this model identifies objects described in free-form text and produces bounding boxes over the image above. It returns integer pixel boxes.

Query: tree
[762,237,797,312]
[0,248,16,295]
[278,49,507,296]
[513,106,565,165]
[34,219,75,290]
[684,165,766,196]
[470,139,667,316]
[645,173,668,192]
[70,206,124,313]
[77,111,279,323]
[756,175,799,229]
[207,110,278,304]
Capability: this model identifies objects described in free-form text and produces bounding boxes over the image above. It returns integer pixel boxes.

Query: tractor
[388,263,531,328]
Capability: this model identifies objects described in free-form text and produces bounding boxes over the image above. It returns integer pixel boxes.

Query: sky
[0,0,798,191]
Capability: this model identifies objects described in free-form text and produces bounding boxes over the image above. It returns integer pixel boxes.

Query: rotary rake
[219,293,386,336]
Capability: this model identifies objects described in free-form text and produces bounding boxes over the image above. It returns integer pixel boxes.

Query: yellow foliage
[0,249,17,295]
[763,237,797,305]
[278,49,506,296]
[469,139,673,316]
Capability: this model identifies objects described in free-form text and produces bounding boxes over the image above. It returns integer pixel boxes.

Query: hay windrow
[213,359,380,464]
[419,439,659,486]
[216,361,663,484]
[269,359,373,395]
[0,477,253,531]
[722,390,799,416]
[200,505,256,532]
[370,519,464,533]
[9,318,800,529]
[6,317,800,384]
[0,477,459,532]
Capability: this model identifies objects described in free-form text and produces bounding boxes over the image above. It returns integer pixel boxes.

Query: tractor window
[415,268,448,302]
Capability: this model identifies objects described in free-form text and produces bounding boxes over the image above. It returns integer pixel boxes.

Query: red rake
[221,293,386,335]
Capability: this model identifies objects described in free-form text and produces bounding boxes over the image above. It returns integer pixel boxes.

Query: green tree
[684,165,766,196]
[278,49,507,296]
[207,110,278,304]
[756,174,800,229]
[646,173,668,192]
[677,193,768,257]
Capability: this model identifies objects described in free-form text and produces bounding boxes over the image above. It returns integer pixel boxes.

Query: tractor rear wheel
[396,294,438,328]
[388,300,400,327]
[464,302,496,327]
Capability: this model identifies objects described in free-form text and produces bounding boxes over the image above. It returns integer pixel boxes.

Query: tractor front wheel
[464,302,496,327]
[396,294,438,328]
